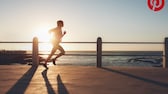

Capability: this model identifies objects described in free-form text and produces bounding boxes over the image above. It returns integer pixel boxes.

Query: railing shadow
[57,74,69,94]
[6,66,37,94]
[101,67,168,88]
[42,69,56,94]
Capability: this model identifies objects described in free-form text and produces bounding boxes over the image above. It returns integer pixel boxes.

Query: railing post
[32,37,39,66]
[163,38,168,68]
[97,37,102,68]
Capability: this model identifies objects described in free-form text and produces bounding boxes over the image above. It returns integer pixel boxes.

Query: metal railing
[0,37,168,68]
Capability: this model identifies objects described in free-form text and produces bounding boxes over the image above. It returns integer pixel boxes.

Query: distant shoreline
[0,49,163,56]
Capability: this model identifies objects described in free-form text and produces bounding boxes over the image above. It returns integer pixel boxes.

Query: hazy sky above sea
[0,0,168,51]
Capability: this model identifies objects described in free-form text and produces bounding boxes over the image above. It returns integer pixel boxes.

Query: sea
[0,50,163,67]
[37,51,163,67]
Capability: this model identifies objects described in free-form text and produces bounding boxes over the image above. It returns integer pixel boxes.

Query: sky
[0,0,168,51]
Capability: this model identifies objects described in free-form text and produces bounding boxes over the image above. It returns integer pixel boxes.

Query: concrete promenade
[0,65,168,94]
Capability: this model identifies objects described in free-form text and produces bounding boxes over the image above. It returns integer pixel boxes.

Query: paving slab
[0,65,168,94]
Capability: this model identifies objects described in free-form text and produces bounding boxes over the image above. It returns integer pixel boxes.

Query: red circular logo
[147,0,165,11]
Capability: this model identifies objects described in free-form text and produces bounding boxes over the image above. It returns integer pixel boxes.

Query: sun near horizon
[32,25,74,51]
[32,25,53,51]
[33,26,52,42]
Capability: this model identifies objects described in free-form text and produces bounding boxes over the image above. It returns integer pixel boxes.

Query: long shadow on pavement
[57,74,69,94]
[101,67,168,88]
[42,69,56,94]
[6,66,37,94]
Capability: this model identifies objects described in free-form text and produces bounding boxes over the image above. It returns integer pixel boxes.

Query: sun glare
[33,25,73,51]
[34,27,51,42]
[33,26,53,51]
